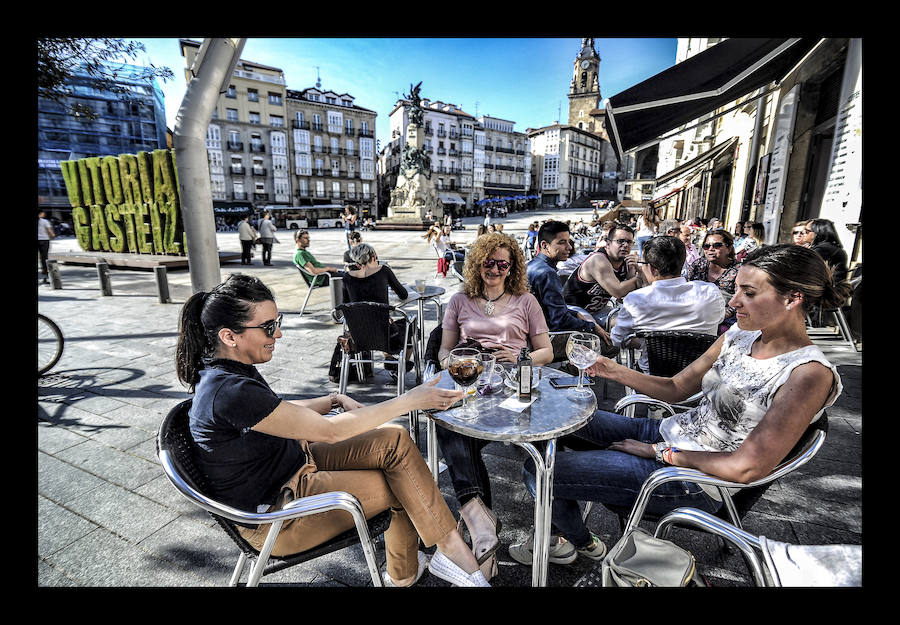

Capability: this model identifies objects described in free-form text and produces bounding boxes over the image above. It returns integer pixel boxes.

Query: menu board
[818,39,862,251]
[763,85,800,244]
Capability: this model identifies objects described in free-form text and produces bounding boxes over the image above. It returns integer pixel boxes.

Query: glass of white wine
[566,332,601,399]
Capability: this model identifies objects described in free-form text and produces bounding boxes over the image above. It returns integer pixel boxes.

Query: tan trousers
[238,424,456,581]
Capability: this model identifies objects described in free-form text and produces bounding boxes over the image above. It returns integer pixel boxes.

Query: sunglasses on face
[702,242,726,250]
[240,312,283,337]
[792,229,810,236]
[482,259,511,271]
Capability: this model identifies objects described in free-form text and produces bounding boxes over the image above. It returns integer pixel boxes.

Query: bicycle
[38,314,64,376]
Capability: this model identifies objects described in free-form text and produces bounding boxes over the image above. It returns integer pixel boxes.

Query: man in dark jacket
[526,220,611,345]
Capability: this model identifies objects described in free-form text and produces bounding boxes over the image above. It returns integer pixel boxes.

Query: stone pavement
[37,208,862,588]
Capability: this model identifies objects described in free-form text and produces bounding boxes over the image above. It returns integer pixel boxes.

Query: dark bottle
[517,347,533,400]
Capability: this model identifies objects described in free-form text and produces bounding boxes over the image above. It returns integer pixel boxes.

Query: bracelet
[328,391,341,408]
[663,447,680,465]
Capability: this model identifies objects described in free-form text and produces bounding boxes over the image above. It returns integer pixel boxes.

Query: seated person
[562,224,647,330]
[509,245,847,568]
[526,220,611,343]
[685,230,741,333]
[610,235,724,372]
[343,231,363,270]
[342,243,414,373]
[176,274,489,587]
[293,230,341,286]
[436,232,553,581]
[440,224,466,262]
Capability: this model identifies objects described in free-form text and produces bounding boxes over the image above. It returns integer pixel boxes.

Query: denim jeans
[522,410,720,549]
[435,427,494,508]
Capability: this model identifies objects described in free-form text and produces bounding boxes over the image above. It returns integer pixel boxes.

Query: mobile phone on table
[550,376,582,389]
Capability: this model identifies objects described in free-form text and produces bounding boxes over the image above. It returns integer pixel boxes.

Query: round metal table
[424,366,596,587]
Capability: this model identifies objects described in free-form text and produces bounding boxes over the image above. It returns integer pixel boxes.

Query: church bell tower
[568,38,603,133]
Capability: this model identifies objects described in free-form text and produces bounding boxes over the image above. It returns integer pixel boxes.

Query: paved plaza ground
[37,207,863,588]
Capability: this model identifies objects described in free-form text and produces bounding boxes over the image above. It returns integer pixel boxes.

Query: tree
[37,38,174,119]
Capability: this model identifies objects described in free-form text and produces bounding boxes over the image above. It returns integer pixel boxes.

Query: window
[332,181,341,198]
[330,137,339,154]
[226,108,238,121]
[294,129,310,153]
[249,112,260,124]
[206,125,221,149]
[331,159,340,177]
[296,153,311,176]
[315,180,325,197]
[268,92,282,105]
[346,139,354,156]
[226,85,236,98]
[315,158,324,176]
[297,178,308,195]
[270,115,284,127]
[247,89,259,102]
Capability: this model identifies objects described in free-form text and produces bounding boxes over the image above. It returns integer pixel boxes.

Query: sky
[133,37,677,149]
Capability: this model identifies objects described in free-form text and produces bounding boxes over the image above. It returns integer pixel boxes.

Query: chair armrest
[614,394,677,416]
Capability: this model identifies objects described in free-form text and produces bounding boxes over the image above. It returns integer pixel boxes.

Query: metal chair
[619,413,829,535]
[334,302,422,441]
[155,399,390,587]
[654,506,861,586]
[621,330,717,417]
[294,261,331,317]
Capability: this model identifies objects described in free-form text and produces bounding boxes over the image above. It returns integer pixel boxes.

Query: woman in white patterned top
[509,244,851,565]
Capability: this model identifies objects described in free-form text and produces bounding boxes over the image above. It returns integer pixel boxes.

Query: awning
[605,38,822,159]
[655,137,739,186]
[439,193,465,204]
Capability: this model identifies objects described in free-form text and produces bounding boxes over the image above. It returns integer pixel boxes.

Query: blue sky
[134,37,677,148]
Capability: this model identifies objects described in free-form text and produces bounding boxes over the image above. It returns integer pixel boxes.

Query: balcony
[230,166,245,175]
[437,148,446,155]
[292,119,310,130]
[252,168,267,176]
[449,149,459,157]
[357,129,374,138]
[495,146,514,154]
[254,193,270,201]
[249,143,265,153]
[483,144,494,151]
[227,141,244,152]
[233,191,247,200]
[312,123,324,132]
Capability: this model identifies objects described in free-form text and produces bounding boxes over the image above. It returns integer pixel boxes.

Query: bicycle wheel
[38,314,64,376]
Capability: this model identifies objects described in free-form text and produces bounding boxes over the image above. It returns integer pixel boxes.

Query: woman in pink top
[436,232,552,582]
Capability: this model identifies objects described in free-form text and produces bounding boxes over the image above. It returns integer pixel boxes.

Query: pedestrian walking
[237,215,258,265]
[37,209,55,285]
[258,212,277,266]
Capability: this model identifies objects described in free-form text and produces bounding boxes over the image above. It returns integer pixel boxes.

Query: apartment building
[285,87,377,216]
[180,39,291,222]
[527,124,607,207]
[383,99,531,216]
[37,61,168,223]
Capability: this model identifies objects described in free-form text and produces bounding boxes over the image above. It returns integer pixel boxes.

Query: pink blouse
[442,292,549,351]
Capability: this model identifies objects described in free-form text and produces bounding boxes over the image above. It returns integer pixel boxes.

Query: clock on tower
[568,37,602,131]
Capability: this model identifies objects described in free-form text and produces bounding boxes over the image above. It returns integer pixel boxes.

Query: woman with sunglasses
[685,230,741,333]
[435,232,553,581]
[175,274,490,587]
[791,220,815,248]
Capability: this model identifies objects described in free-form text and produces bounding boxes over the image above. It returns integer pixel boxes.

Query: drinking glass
[447,347,483,417]
[566,332,601,399]
[415,279,426,294]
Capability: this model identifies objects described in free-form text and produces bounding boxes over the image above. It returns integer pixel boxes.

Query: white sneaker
[381,550,428,587]
[428,550,491,587]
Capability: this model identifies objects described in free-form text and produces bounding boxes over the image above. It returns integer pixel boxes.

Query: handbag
[601,527,700,587]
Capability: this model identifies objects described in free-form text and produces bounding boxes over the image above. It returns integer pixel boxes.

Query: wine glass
[566,333,601,399]
[447,347,484,418]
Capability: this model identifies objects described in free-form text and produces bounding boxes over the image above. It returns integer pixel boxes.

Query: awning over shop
[605,38,822,158]
[655,137,739,186]
[439,193,465,204]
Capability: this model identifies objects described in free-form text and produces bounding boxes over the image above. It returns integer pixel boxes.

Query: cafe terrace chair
[653,506,861,587]
[620,330,717,417]
[294,260,330,317]
[333,302,422,440]
[156,399,391,587]
[601,412,829,537]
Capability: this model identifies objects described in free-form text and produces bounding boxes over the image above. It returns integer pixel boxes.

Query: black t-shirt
[342,265,407,304]
[189,358,304,515]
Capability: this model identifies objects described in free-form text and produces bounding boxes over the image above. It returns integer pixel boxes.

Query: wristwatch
[652,442,668,463]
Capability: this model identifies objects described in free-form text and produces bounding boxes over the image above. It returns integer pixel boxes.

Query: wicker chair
[621,330,717,417]
[156,399,391,587]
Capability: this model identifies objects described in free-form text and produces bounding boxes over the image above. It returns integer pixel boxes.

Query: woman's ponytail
[175,291,211,391]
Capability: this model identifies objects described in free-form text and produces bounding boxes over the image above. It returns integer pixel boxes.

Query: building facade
[37,62,168,223]
[383,99,531,216]
[527,124,607,207]
[285,87,377,217]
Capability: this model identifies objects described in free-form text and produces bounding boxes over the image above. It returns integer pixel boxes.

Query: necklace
[481,290,506,316]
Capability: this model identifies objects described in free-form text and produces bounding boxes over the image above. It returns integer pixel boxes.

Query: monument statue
[382,81,443,228]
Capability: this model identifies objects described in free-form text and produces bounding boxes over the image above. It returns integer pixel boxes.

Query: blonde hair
[462,232,528,299]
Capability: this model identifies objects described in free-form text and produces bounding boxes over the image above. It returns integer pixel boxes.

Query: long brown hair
[462,232,528,298]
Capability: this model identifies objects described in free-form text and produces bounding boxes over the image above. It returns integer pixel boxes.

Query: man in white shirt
[611,235,724,372]
[37,209,55,285]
